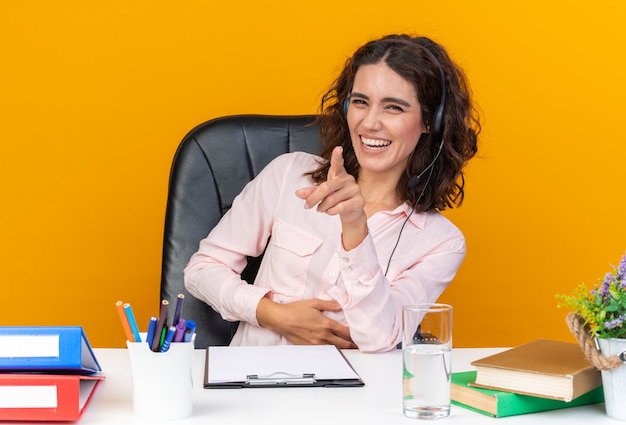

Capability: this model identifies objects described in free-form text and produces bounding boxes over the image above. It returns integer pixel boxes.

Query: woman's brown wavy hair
[308,34,480,212]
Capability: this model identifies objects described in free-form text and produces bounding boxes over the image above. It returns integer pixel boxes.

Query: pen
[183,320,196,343]
[152,299,169,352]
[115,300,135,342]
[160,326,176,352]
[146,316,158,347]
[123,303,142,343]
[173,293,185,326]
[173,318,186,342]
[159,326,167,351]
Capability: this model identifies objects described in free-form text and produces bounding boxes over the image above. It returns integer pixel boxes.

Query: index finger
[328,146,345,180]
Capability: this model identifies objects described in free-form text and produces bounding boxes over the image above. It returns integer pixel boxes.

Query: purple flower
[600,272,612,299]
[605,315,626,330]
[617,255,626,279]
[618,254,626,285]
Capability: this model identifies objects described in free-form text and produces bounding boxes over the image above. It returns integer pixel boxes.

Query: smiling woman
[313,35,480,213]
[183,34,481,353]
[347,62,425,190]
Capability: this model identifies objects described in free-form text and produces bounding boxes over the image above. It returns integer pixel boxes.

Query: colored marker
[159,326,167,351]
[183,320,196,343]
[173,318,186,342]
[160,326,176,352]
[123,303,141,343]
[146,316,158,347]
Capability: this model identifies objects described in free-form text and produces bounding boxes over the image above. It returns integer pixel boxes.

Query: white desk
[20,347,616,424]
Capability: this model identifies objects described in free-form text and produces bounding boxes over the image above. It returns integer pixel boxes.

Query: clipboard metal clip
[246,372,316,385]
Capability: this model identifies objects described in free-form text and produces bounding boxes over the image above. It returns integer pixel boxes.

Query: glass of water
[402,303,452,419]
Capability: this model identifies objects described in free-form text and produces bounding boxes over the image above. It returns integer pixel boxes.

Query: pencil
[115,300,135,342]
[173,293,185,325]
[123,303,142,343]
[151,299,169,352]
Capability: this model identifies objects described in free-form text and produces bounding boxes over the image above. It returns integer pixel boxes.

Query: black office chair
[160,114,322,348]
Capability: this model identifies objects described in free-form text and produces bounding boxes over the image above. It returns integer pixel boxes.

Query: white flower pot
[597,338,626,421]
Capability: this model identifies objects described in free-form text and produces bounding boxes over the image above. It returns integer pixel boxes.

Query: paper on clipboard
[204,345,364,388]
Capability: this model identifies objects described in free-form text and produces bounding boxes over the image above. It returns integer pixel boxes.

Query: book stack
[452,339,604,418]
[0,326,104,421]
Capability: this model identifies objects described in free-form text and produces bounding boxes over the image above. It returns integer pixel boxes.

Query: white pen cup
[126,332,195,420]
[402,304,452,419]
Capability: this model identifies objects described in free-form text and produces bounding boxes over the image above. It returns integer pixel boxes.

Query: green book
[451,371,604,418]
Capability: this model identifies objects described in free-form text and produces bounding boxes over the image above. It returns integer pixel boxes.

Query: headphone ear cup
[419,46,446,138]
[432,104,444,135]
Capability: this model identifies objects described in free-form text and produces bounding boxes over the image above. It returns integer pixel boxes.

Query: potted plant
[557,252,626,421]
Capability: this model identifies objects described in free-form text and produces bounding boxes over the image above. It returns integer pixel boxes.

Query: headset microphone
[407,138,444,189]
[407,175,420,189]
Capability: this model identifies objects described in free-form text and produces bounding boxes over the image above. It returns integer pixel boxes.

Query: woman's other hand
[256,297,357,349]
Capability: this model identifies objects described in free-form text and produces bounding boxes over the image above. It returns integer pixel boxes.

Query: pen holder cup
[127,333,195,420]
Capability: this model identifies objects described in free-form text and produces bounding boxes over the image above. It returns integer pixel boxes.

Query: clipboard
[203,345,364,388]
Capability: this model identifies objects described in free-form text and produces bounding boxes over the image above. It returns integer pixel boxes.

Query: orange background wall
[2,1,625,348]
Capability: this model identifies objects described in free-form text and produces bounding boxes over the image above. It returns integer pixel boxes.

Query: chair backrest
[160,114,322,348]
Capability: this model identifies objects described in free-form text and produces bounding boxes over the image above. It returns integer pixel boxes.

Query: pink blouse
[184,152,465,352]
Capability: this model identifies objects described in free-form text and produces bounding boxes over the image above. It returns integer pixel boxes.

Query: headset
[343,46,445,189]
[407,47,446,189]
[386,46,447,276]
